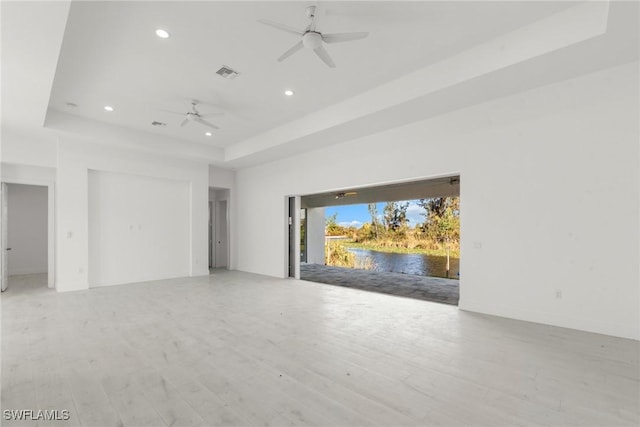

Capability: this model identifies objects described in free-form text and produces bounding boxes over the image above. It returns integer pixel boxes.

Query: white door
[214,200,227,268]
[208,201,214,269]
[1,183,9,291]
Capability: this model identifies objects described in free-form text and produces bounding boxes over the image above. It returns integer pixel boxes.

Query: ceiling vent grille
[216,65,240,80]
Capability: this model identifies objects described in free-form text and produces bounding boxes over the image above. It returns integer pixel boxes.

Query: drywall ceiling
[2,1,638,168]
[47,1,571,146]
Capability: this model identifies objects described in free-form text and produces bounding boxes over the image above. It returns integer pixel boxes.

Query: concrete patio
[300,264,459,305]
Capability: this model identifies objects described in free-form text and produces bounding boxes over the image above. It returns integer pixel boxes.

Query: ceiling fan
[164,101,223,130]
[258,5,369,68]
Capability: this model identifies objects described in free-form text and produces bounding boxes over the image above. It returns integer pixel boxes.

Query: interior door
[1,183,9,292]
[208,201,214,269]
[214,200,228,268]
[288,197,295,277]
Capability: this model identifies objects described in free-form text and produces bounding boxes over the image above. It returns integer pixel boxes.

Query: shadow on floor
[300,264,459,305]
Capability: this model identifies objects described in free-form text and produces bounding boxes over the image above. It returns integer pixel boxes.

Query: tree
[418,197,460,234]
[418,197,458,220]
[418,197,460,276]
[325,212,342,236]
[383,201,409,232]
[367,203,379,238]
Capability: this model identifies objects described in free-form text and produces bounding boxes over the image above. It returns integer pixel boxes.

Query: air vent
[151,121,167,127]
[216,65,240,80]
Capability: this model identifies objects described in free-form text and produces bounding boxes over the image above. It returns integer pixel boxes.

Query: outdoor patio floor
[300,264,459,305]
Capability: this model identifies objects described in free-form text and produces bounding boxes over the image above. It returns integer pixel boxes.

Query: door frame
[1,183,8,291]
[214,199,228,268]
[286,196,301,279]
[1,179,56,289]
[208,201,214,269]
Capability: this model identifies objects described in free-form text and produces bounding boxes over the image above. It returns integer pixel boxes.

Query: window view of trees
[325,196,460,278]
[326,196,460,254]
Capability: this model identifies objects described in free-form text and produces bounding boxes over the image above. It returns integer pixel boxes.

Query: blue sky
[325,200,425,228]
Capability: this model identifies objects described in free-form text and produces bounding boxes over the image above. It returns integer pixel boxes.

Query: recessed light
[284,89,295,97]
[155,29,170,39]
[104,105,114,112]
[205,132,212,137]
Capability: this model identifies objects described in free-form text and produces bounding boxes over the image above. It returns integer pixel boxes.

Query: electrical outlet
[555,290,562,299]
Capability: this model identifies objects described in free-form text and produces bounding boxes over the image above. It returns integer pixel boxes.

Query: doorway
[214,200,228,268]
[298,175,461,305]
[1,183,51,292]
[288,197,295,277]
[209,187,230,271]
[287,196,302,278]
[209,201,214,269]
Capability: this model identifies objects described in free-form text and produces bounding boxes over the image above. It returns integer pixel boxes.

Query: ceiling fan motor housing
[303,32,323,49]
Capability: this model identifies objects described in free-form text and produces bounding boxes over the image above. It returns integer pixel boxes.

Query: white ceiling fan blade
[322,32,369,43]
[313,46,336,68]
[258,19,303,36]
[180,118,189,127]
[277,41,304,62]
[194,117,220,130]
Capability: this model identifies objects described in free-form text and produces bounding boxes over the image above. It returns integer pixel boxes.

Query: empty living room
[1,1,638,426]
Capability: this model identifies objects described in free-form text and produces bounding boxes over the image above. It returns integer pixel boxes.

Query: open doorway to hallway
[299,176,460,305]
[1,183,50,293]
[209,187,229,272]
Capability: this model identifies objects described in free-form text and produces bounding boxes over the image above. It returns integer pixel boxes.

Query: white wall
[1,163,56,183]
[1,129,58,168]
[6,184,48,275]
[88,171,190,287]
[305,207,325,265]
[209,165,235,189]
[235,62,639,340]
[56,139,209,291]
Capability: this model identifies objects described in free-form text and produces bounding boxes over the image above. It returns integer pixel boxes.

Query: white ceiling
[48,1,573,147]
[2,1,638,169]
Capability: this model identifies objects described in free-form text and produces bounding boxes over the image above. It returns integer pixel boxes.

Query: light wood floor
[1,272,638,426]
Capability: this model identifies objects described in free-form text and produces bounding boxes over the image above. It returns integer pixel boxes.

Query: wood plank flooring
[1,272,638,426]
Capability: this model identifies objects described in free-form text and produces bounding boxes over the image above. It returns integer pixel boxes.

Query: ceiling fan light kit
[259,5,369,68]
